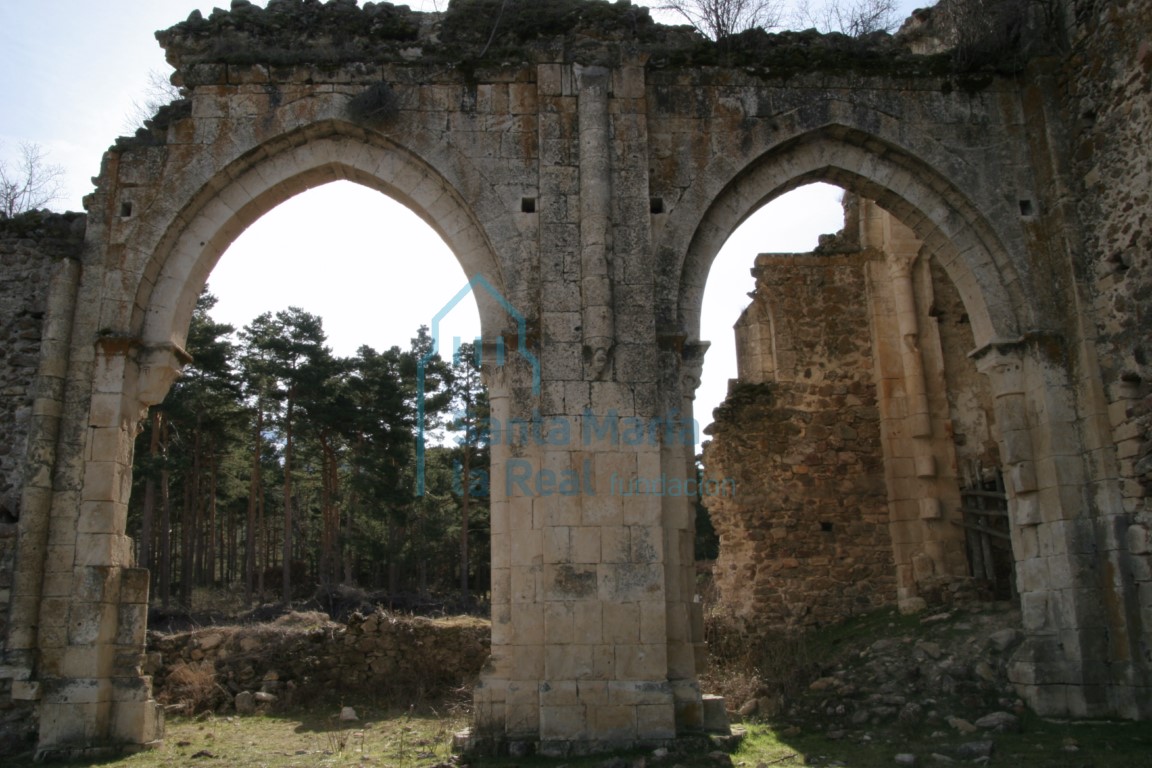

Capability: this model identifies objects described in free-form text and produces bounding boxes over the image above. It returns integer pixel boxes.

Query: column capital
[135,343,191,407]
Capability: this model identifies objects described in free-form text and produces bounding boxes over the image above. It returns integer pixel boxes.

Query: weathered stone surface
[0,0,1151,758]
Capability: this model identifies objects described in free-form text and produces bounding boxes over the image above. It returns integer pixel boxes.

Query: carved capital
[135,343,191,407]
[681,341,710,400]
[970,337,1029,397]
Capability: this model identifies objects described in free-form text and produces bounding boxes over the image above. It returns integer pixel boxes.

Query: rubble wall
[704,252,895,630]
[1065,0,1152,520]
[147,612,490,712]
[0,211,85,755]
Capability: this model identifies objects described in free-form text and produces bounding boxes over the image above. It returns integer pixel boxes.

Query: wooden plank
[960,506,1009,518]
[951,520,1012,541]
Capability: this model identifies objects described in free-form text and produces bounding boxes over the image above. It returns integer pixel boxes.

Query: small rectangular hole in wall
[650,197,664,214]
[119,201,133,218]
[521,197,536,214]
[1018,199,1034,217]
[820,521,834,533]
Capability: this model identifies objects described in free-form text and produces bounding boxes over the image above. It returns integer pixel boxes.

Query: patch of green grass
[7,714,1152,768]
[758,715,1152,768]
[6,707,467,768]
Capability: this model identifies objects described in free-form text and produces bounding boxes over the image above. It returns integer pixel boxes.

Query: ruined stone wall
[0,211,85,755]
[147,612,490,712]
[704,251,894,631]
[1065,0,1152,525]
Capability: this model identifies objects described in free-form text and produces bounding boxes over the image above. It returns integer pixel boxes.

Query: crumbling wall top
[155,0,963,81]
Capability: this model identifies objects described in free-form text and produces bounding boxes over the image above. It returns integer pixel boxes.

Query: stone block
[544,601,575,643]
[504,704,540,737]
[510,646,545,679]
[577,680,608,706]
[615,644,667,680]
[600,525,630,563]
[602,602,639,644]
[545,645,593,679]
[639,600,667,645]
[573,601,603,644]
[1127,524,1152,555]
[1009,461,1038,494]
[1015,492,1042,525]
[71,566,120,603]
[510,566,539,604]
[702,694,730,732]
[589,704,636,740]
[1016,557,1051,594]
[918,497,941,519]
[636,703,676,739]
[540,704,586,740]
[510,602,544,645]
[540,679,578,706]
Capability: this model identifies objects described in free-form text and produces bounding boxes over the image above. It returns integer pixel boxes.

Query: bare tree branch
[793,0,900,36]
[123,69,184,134]
[660,0,786,39]
[0,142,67,218]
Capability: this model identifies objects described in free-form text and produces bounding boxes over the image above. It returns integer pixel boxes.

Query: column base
[454,727,745,759]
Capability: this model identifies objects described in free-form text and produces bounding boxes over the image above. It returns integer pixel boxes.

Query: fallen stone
[895,754,917,766]
[973,661,998,683]
[809,676,839,691]
[945,716,978,734]
[916,641,942,659]
[974,711,1019,731]
[986,629,1021,653]
[952,740,994,760]
[254,691,277,703]
[197,632,224,651]
[234,691,255,715]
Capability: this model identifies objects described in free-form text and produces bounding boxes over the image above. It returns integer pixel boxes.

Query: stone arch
[670,125,1031,350]
[132,121,509,362]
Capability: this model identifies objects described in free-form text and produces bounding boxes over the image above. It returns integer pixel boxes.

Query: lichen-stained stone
[1,0,1151,758]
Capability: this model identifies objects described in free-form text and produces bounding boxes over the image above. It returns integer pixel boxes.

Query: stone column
[469,58,707,756]
[663,339,708,729]
[974,341,1109,717]
[864,201,967,607]
[33,341,179,758]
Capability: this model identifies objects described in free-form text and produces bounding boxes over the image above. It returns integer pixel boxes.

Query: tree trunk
[158,414,172,609]
[282,392,294,605]
[460,445,471,605]
[245,404,262,603]
[139,408,160,576]
[206,439,218,586]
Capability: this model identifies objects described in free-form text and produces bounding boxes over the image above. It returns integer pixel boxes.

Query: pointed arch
[132,120,508,353]
[669,125,1032,349]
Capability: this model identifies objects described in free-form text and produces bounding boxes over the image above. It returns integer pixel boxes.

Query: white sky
[0,0,925,444]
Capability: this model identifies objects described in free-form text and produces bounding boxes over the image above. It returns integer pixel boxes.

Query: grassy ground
[7,709,1152,767]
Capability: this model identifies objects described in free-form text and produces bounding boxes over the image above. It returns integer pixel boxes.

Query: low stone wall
[148,611,490,713]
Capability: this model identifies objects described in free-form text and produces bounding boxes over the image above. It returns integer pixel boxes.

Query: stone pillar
[660,337,708,730]
[33,341,179,758]
[863,202,967,607]
[974,341,1110,717]
[469,58,704,756]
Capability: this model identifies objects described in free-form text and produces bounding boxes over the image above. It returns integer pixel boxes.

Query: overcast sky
[0,0,925,443]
